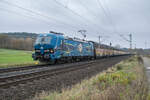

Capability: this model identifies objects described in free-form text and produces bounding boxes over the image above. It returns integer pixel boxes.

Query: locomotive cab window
[35,36,51,44]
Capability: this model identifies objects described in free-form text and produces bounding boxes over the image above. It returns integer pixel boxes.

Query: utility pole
[134,44,136,49]
[98,36,102,48]
[98,36,101,45]
[129,34,132,49]
[98,35,110,48]
[110,42,112,47]
[145,41,147,49]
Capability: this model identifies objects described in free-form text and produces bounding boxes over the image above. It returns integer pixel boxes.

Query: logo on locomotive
[78,43,83,52]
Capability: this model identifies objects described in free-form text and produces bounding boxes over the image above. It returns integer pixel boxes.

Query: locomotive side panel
[62,39,94,59]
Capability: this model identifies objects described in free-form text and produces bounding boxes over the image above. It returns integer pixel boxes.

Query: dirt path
[142,57,150,83]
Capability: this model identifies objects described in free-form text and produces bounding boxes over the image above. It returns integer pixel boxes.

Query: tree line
[0,34,36,51]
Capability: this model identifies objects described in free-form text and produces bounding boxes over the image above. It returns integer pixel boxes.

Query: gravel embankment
[0,56,130,100]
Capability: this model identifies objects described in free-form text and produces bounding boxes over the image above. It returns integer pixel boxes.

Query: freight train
[32,31,129,63]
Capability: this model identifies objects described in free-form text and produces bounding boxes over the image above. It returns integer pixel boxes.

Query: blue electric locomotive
[32,31,95,62]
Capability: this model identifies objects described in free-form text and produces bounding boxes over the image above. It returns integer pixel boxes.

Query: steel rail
[0,60,97,88]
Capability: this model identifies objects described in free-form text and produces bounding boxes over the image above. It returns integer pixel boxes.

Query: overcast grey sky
[0,0,150,48]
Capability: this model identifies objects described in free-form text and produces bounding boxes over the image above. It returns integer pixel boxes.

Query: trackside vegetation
[33,56,149,100]
[0,49,38,68]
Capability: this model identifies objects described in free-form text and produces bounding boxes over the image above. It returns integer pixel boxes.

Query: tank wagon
[32,31,128,63]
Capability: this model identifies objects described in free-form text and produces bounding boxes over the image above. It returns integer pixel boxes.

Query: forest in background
[0,32,37,51]
[0,32,150,54]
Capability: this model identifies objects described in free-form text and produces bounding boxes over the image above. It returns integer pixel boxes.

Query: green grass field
[0,49,37,68]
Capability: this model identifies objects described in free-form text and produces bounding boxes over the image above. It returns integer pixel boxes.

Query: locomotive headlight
[50,49,54,53]
[40,47,43,49]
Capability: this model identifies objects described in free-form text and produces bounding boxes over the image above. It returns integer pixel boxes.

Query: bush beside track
[34,56,149,100]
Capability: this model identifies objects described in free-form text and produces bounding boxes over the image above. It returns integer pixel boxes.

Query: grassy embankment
[0,49,38,68]
[34,56,149,100]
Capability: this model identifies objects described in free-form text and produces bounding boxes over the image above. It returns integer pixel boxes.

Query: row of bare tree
[0,35,35,51]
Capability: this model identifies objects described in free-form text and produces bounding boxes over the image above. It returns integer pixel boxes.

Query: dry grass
[32,56,149,100]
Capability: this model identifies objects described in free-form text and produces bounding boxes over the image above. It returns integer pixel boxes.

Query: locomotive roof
[38,33,127,52]
[38,33,64,38]
[89,41,126,51]
[38,33,91,43]
[65,37,91,43]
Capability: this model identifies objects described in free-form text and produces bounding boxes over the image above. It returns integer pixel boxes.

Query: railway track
[0,55,131,100]
[0,55,129,73]
[0,58,100,74]
[0,60,89,73]
[0,64,50,73]
[0,60,98,88]
[0,55,131,89]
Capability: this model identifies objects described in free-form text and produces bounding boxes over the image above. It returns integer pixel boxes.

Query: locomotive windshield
[35,36,51,44]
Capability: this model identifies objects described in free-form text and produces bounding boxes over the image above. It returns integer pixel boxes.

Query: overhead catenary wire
[0,0,137,48]
[65,0,117,44]
[96,0,116,30]
[3,0,109,32]
[0,0,84,31]
[53,0,111,40]
[45,0,88,30]
[1,0,108,36]
[77,1,108,32]
[96,0,119,35]
[0,0,104,41]
[96,0,133,45]
[0,7,82,33]
[0,7,54,25]
[54,0,108,33]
